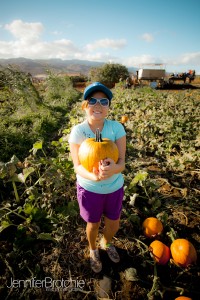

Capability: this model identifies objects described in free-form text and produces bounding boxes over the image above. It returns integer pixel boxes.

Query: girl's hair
[81,100,88,110]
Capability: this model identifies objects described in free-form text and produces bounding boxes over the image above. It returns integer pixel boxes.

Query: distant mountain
[0,58,104,76]
[0,57,138,76]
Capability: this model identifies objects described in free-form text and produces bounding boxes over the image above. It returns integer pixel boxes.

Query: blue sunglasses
[88,97,109,107]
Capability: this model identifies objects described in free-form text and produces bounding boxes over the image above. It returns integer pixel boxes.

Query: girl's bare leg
[102,217,120,245]
[86,222,100,250]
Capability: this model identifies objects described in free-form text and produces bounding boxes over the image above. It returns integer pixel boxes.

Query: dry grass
[193,75,200,84]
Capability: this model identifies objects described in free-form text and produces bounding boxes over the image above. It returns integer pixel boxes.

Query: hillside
[0,58,104,76]
[0,57,137,76]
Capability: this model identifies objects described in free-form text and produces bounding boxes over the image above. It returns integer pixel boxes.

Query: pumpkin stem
[167,227,178,242]
[95,128,103,142]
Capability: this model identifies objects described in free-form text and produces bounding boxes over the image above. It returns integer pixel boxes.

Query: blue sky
[0,0,200,73]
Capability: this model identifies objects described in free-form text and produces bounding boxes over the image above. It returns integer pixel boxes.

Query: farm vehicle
[132,68,196,88]
[136,68,166,88]
[168,70,196,84]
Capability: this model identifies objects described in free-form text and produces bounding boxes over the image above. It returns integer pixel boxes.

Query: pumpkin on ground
[142,217,163,238]
[78,128,119,172]
[121,115,129,124]
[149,240,170,265]
[170,239,197,267]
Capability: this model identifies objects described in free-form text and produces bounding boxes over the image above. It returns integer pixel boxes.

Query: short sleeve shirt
[68,119,126,194]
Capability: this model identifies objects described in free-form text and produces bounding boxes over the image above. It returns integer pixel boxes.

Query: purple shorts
[77,184,124,223]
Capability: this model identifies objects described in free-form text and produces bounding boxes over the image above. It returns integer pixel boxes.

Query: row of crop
[112,86,200,172]
[1,85,199,242]
[0,68,81,162]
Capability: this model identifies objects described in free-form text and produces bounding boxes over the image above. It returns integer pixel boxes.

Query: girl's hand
[91,166,100,181]
[98,158,116,180]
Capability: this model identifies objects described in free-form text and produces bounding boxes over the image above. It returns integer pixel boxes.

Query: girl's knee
[87,222,100,231]
[105,217,120,230]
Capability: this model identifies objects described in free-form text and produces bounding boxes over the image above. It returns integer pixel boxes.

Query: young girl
[68,82,126,273]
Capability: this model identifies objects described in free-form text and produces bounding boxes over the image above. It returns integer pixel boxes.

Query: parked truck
[136,66,166,88]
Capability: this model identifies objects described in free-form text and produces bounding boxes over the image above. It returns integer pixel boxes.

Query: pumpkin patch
[0,73,199,299]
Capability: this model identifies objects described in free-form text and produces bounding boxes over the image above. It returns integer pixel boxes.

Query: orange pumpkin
[170,239,197,267]
[149,240,170,265]
[121,115,129,124]
[142,217,163,238]
[78,129,119,172]
[175,296,192,300]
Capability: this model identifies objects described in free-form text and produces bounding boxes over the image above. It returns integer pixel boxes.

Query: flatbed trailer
[168,70,195,84]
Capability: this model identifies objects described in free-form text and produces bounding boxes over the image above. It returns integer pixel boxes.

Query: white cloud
[85,38,127,51]
[141,33,154,42]
[76,52,118,62]
[178,52,200,65]
[5,19,44,42]
[122,52,200,72]
[122,54,161,67]
[0,38,81,60]
[162,52,200,71]
[0,20,126,60]
[0,20,81,59]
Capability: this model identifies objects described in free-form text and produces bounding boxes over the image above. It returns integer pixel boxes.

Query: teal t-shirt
[68,119,126,194]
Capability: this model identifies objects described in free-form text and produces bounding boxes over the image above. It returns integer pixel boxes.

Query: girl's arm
[69,143,100,181]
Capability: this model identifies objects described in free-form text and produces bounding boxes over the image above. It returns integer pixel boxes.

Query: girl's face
[85,91,109,122]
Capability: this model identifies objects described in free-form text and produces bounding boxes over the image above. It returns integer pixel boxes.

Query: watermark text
[7,277,85,291]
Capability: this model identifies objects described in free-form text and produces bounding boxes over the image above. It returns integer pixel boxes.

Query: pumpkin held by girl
[78,128,119,172]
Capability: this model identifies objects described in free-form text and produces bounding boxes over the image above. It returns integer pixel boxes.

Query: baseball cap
[83,82,113,100]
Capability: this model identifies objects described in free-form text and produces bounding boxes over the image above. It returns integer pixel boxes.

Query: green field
[0,69,199,299]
